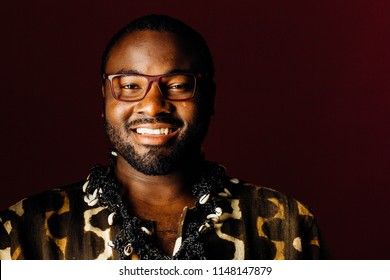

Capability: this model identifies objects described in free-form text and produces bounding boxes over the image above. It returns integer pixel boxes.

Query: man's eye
[169,83,192,90]
[121,84,141,89]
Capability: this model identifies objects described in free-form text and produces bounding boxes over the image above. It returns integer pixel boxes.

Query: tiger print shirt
[0,172,324,260]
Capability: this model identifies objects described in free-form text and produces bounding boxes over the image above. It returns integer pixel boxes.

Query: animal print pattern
[0,175,323,259]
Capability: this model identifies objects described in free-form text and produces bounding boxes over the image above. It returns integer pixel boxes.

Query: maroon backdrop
[1,0,390,259]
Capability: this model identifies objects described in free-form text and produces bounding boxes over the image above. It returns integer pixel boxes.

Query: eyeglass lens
[111,74,196,101]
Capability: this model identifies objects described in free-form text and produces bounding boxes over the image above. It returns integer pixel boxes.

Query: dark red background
[1,0,389,259]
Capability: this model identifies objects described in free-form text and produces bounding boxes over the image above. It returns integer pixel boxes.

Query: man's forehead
[105,30,203,74]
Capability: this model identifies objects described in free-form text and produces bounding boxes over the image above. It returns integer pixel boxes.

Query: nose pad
[133,82,171,116]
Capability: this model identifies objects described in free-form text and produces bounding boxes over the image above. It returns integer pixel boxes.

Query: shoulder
[1,174,120,260]
[0,181,87,259]
[222,175,324,259]
[1,180,86,219]
[0,180,87,240]
[226,176,315,219]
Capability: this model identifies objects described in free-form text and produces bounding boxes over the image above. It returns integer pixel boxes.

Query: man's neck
[114,156,200,207]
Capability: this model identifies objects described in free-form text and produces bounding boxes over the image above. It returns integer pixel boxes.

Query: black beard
[104,117,209,176]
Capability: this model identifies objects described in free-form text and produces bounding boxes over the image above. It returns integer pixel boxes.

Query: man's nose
[133,82,173,117]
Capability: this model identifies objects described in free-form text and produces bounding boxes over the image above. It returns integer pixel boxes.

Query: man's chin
[123,154,181,176]
[119,143,202,176]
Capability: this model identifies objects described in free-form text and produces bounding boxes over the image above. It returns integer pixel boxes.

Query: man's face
[103,30,214,175]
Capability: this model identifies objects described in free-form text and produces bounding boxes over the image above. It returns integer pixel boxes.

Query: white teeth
[136,127,173,135]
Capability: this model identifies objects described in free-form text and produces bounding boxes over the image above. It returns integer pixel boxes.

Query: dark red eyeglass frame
[102,72,205,102]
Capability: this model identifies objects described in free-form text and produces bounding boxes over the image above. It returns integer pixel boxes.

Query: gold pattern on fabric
[214,199,245,259]
[256,216,267,237]
[44,193,70,257]
[0,248,11,260]
[1,218,21,259]
[268,198,285,219]
[83,207,113,260]
[11,246,22,259]
[256,197,287,259]
[214,223,245,259]
[9,199,25,217]
[309,239,320,247]
[273,241,285,259]
[3,220,12,235]
[297,201,314,217]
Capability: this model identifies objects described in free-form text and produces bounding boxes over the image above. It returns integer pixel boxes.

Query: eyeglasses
[102,72,203,102]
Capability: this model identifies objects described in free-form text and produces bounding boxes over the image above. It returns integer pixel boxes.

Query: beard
[104,116,209,176]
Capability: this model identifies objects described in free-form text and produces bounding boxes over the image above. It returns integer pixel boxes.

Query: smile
[135,127,177,135]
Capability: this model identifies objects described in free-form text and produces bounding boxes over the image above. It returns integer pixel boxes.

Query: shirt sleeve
[0,216,12,260]
[299,207,330,259]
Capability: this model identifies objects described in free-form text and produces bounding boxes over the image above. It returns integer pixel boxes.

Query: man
[0,15,324,260]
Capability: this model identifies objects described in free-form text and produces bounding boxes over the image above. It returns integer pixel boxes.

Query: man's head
[101,15,214,79]
[101,15,216,176]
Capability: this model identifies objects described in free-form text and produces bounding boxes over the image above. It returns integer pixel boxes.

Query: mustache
[125,117,184,130]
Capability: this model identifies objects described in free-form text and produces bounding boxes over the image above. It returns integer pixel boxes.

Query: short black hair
[101,14,214,79]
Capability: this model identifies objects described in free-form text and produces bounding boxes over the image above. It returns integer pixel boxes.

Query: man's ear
[101,85,106,98]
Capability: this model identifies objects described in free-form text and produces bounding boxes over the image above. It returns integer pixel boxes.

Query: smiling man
[0,15,325,260]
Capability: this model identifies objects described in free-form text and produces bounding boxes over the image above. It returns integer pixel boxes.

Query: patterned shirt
[0,172,324,260]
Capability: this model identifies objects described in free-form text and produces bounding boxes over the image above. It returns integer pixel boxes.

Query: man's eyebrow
[116,69,140,74]
[116,68,196,75]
